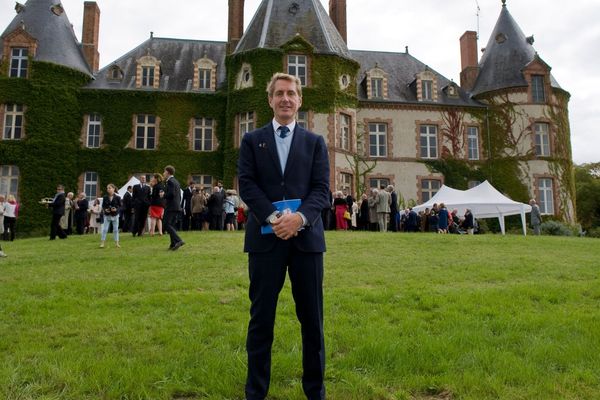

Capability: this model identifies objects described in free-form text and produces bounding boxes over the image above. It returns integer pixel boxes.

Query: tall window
[297,111,308,129]
[467,126,480,160]
[287,55,307,86]
[369,123,387,157]
[86,114,101,148]
[371,78,383,99]
[10,48,28,78]
[84,171,98,199]
[535,123,550,156]
[191,175,213,194]
[421,179,441,202]
[135,115,157,150]
[369,178,389,190]
[199,68,211,90]
[3,104,24,140]
[0,165,19,199]
[420,125,438,159]
[532,75,545,103]
[538,178,554,215]
[142,66,155,87]
[193,118,214,152]
[340,172,353,194]
[340,114,351,151]
[422,80,433,101]
[239,112,254,143]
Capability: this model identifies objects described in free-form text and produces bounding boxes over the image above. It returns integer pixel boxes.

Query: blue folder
[261,199,302,234]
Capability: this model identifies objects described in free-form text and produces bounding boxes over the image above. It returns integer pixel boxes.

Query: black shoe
[172,241,185,251]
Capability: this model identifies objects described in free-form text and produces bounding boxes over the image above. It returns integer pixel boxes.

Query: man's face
[268,79,302,125]
[140,176,146,184]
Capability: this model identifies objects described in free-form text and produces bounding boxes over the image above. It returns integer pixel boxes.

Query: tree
[575,163,600,230]
[344,120,377,198]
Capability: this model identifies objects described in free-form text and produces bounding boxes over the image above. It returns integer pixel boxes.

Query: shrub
[540,220,573,236]
[585,227,600,238]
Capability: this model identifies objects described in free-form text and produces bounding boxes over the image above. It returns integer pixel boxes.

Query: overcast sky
[2,0,598,164]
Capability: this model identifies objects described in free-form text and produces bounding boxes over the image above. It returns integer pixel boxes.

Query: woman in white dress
[88,198,102,234]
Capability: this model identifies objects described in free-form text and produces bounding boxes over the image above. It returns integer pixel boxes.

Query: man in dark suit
[121,186,133,232]
[238,73,330,400]
[181,181,194,231]
[207,186,225,230]
[48,184,67,240]
[163,165,184,250]
[132,175,151,236]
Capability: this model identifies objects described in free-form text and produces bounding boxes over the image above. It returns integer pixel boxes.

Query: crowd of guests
[323,185,476,234]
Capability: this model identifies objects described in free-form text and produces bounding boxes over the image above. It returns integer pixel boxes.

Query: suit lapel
[263,125,283,178]
[283,125,302,178]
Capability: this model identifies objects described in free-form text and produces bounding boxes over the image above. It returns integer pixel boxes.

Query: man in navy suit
[238,73,330,400]
[48,184,68,240]
[163,165,184,250]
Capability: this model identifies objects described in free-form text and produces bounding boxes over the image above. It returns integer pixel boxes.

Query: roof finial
[405,46,409,54]
[19,19,25,30]
[150,31,154,39]
[502,0,507,7]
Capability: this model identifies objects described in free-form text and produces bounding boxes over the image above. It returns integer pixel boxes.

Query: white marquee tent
[412,180,532,235]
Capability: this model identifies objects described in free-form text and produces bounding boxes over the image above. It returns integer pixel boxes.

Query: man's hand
[272,213,303,240]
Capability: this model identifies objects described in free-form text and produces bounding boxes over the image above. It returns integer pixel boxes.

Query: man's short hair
[164,165,175,175]
[57,184,64,190]
[266,72,302,98]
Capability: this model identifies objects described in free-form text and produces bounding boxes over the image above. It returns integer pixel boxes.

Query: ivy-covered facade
[0,0,575,235]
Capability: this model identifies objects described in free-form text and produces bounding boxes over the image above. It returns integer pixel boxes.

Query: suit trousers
[163,210,182,246]
[133,206,148,236]
[245,243,325,400]
[50,214,67,239]
[377,212,389,232]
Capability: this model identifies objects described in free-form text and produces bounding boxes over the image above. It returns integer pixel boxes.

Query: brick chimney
[82,1,100,73]
[227,0,245,54]
[329,0,347,43]
[459,31,479,91]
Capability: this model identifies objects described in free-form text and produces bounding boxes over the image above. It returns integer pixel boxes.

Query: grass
[0,231,599,400]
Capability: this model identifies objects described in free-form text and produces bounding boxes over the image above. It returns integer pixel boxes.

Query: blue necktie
[278,126,290,138]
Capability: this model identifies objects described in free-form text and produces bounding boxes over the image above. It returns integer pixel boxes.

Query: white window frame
[340,172,353,194]
[467,126,480,160]
[193,118,214,152]
[84,171,99,199]
[340,114,351,151]
[535,122,550,157]
[532,75,545,103]
[3,104,24,140]
[421,179,441,203]
[199,68,211,90]
[420,125,438,159]
[239,112,255,144]
[422,80,433,101]
[369,178,390,190]
[369,123,387,158]
[0,165,19,200]
[86,113,101,148]
[135,115,157,150]
[10,48,28,78]
[287,55,307,86]
[141,66,155,87]
[191,175,213,194]
[297,111,308,129]
[538,178,554,215]
[371,78,383,99]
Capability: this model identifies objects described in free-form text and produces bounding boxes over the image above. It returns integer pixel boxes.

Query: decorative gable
[415,69,438,102]
[365,66,388,100]
[522,53,552,104]
[192,57,217,91]
[1,26,38,61]
[136,55,161,89]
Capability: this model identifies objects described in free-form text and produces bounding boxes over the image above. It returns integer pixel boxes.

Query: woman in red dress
[148,173,165,236]
[333,191,348,230]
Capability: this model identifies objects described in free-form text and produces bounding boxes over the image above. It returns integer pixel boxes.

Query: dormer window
[193,57,217,92]
[416,70,438,102]
[107,65,123,81]
[235,63,254,90]
[136,55,161,89]
[446,83,459,98]
[366,67,388,100]
[287,55,307,86]
[422,80,433,101]
[531,75,545,103]
[10,48,28,78]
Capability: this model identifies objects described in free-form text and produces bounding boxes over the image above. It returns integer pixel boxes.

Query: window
[369,123,387,157]
[467,126,480,160]
[371,78,383,99]
[135,115,157,150]
[422,80,433,101]
[0,165,19,199]
[86,114,101,148]
[297,111,308,129]
[538,178,554,215]
[287,55,307,86]
[340,114,351,151]
[84,172,98,199]
[142,66,155,87]
[10,48,28,78]
[340,172,353,194]
[191,175,213,194]
[239,112,255,143]
[420,125,438,159]
[193,118,214,152]
[3,104,24,140]
[468,180,482,189]
[369,178,389,190]
[421,179,441,202]
[535,123,550,157]
[108,65,123,81]
[532,75,545,103]
[198,68,212,90]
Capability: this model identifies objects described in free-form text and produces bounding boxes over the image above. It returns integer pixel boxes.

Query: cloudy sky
[2,0,598,163]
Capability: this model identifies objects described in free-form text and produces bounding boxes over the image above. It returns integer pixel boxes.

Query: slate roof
[0,0,92,76]
[471,3,561,96]
[235,0,350,58]
[86,37,227,92]
[350,50,483,107]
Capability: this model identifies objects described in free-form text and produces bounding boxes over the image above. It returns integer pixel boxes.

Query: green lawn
[1,232,599,400]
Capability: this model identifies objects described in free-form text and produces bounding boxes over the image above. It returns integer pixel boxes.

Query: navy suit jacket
[165,177,182,212]
[238,123,330,253]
